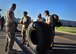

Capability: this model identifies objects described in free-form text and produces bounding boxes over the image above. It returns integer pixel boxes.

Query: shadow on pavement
[14,31,76,54]
[54,42,76,46]
[48,49,76,54]
[7,50,25,54]
[48,42,76,54]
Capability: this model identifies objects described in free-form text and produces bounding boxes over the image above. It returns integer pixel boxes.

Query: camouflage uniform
[21,16,31,44]
[5,8,15,51]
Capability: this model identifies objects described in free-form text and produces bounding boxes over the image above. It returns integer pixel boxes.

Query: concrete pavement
[0,31,7,54]
[0,29,25,54]
[0,25,76,54]
[17,24,76,54]
[52,32,76,54]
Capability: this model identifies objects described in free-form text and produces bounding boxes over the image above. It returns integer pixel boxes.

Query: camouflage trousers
[5,26,15,51]
[21,28,27,43]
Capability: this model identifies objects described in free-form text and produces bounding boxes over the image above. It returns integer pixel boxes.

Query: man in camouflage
[21,11,31,44]
[5,3,16,53]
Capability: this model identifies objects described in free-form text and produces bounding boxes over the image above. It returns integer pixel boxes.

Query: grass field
[56,26,76,34]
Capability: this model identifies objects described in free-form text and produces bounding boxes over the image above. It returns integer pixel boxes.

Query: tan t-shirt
[45,15,52,25]
[5,8,15,32]
[6,9,15,22]
[21,16,31,29]
[6,9,15,27]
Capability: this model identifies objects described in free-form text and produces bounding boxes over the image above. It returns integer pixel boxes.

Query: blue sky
[0,0,76,21]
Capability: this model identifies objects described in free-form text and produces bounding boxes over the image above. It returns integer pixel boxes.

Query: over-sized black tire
[26,22,53,54]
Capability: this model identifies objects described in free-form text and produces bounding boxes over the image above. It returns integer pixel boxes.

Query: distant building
[60,20,76,27]
[16,18,21,23]
[15,18,76,27]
